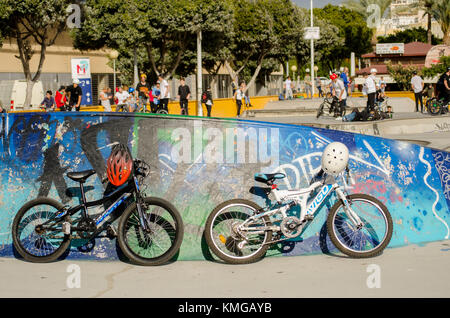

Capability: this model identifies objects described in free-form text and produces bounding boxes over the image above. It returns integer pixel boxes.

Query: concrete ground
[0,241,449,298]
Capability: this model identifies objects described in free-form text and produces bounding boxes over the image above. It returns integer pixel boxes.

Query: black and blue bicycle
[11,157,184,266]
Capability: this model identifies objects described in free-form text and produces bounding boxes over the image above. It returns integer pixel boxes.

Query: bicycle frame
[51,165,149,238]
[239,173,363,238]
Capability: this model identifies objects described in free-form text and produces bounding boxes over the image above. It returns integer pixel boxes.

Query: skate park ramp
[0,112,449,261]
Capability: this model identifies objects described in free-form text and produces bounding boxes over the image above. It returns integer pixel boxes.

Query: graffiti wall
[0,112,449,261]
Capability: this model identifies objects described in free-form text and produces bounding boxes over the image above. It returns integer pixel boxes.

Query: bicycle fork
[335,187,363,229]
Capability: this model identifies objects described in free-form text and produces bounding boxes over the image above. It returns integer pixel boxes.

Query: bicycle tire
[204,199,272,264]
[316,102,325,119]
[12,197,71,263]
[427,98,442,116]
[117,197,184,266]
[326,194,393,258]
[156,109,168,115]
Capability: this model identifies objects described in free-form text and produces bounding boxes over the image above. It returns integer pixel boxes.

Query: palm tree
[395,0,435,44]
[432,0,450,45]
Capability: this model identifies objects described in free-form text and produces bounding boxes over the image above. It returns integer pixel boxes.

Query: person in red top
[55,86,67,111]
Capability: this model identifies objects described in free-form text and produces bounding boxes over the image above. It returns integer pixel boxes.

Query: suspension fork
[335,187,363,227]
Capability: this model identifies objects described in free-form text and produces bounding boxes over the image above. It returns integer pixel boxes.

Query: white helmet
[370,68,377,74]
[321,142,349,175]
[72,78,80,84]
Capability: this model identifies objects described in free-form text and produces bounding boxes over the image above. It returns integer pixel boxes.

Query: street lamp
[291,65,297,89]
[108,50,119,95]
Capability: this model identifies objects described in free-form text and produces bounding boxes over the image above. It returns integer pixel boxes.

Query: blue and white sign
[78,77,93,106]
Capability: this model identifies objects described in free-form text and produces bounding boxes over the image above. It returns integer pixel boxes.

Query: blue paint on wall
[0,112,449,261]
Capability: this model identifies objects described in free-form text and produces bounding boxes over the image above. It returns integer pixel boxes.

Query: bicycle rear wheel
[12,197,71,263]
[327,194,393,258]
[204,199,272,264]
[427,98,442,116]
[117,197,184,266]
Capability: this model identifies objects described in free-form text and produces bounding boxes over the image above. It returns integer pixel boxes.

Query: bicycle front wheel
[326,194,393,258]
[12,197,71,263]
[204,199,272,264]
[117,197,184,266]
[317,102,325,119]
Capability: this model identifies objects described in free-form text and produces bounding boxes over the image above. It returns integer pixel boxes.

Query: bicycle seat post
[78,181,88,217]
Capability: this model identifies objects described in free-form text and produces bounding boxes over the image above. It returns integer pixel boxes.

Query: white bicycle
[205,142,393,264]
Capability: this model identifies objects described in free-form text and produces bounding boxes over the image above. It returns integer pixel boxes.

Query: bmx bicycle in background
[426,97,449,116]
[12,143,184,266]
[316,95,346,119]
[204,142,393,264]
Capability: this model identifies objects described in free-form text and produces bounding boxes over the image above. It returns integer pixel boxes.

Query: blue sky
[293,0,344,8]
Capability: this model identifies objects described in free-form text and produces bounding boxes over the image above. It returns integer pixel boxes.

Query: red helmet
[330,73,338,80]
[106,143,133,186]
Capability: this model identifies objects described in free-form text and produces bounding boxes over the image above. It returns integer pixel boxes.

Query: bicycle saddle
[67,169,96,183]
[254,173,286,185]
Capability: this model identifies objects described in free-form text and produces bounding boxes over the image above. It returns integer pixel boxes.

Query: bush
[386,62,419,91]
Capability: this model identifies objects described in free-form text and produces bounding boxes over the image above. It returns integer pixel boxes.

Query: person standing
[158,75,170,113]
[315,76,323,98]
[99,87,111,112]
[136,73,151,112]
[284,76,293,100]
[365,69,377,111]
[65,78,83,111]
[115,86,130,112]
[177,77,191,115]
[330,73,347,119]
[436,67,450,106]
[202,86,214,117]
[340,67,349,95]
[411,71,424,113]
[304,73,312,99]
[55,86,67,111]
[234,82,245,117]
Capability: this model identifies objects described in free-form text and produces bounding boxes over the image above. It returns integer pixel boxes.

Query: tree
[224,0,297,92]
[0,0,72,108]
[377,27,442,45]
[386,62,418,91]
[73,0,233,81]
[432,0,450,46]
[421,56,450,79]
[315,5,373,65]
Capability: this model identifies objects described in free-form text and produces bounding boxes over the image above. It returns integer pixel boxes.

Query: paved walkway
[0,241,449,298]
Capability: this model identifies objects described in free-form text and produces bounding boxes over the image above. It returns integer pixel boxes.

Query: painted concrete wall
[0,112,449,261]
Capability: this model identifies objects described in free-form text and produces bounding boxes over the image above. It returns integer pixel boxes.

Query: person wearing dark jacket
[177,77,191,115]
[202,87,214,117]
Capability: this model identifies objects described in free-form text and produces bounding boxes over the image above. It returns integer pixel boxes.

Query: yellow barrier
[8,92,415,116]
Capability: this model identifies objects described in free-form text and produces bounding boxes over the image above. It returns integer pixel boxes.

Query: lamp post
[291,65,297,90]
[108,50,119,94]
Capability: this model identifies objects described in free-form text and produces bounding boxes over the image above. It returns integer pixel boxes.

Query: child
[40,90,56,111]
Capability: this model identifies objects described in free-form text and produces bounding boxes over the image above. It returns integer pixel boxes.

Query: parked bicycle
[426,97,449,116]
[316,95,345,119]
[204,142,393,264]
[12,143,184,266]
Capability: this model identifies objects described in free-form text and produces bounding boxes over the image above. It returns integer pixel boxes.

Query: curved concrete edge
[0,112,449,261]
